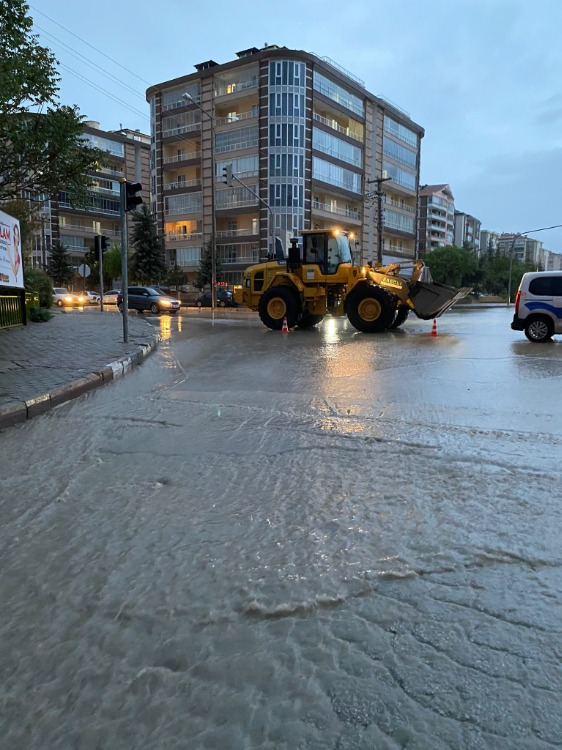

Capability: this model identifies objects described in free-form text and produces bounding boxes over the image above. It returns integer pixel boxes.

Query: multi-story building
[545,251,562,270]
[454,211,481,252]
[146,45,424,286]
[29,121,150,270]
[480,229,499,256]
[497,233,544,267]
[418,184,455,253]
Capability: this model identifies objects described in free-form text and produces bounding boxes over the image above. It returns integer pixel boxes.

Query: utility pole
[367,177,391,264]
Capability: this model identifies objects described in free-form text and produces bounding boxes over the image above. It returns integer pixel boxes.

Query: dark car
[117,286,181,314]
[195,290,236,308]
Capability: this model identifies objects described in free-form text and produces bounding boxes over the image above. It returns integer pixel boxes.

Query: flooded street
[2,307,562,749]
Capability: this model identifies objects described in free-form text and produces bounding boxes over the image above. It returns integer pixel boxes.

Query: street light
[507,223,562,305]
[183,92,217,308]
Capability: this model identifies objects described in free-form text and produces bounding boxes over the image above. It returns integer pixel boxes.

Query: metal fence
[0,292,40,329]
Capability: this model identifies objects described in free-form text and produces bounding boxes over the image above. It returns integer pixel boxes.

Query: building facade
[29,122,150,271]
[453,211,481,252]
[497,234,545,267]
[418,184,455,253]
[146,45,424,286]
[480,229,499,256]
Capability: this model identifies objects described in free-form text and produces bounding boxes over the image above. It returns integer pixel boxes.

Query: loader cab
[301,230,353,276]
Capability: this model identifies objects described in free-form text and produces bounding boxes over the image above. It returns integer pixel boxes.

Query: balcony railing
[60,226,120,237]
[166,232,203,241]
[215,79,258,97]
[216,197,259,210]
[89,185,120,196]
[59,200,120,216]
[162,123,201,138]
[216,228,258,238]
[386,198,416,213]
[165,206,201,216]
[163,151,201,164]
[215,110,257,126]
[215,139,259,154]
[165,179,201,191]
[162,95,201,112]
[312,201,360,219]
[313,113,363,142]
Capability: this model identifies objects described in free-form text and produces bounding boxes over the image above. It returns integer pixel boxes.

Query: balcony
[215,139,259,154]
[60,225,120,237]
[215,110,257,126]
[216,227,258,238]
[312,113,363,143]
[162,94,201,112]
[216,196,259,210]
[163,151,201,165]
[312,201,360,220]
[162,122,201,139]
[165,179,202,191]
[166,232,203,242]
[386,198,415,213]
[215,79,258,97]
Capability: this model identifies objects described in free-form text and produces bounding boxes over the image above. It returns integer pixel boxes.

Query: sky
[28,0,562,251]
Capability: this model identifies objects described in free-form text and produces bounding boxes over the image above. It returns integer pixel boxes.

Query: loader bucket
[409,281,472,320]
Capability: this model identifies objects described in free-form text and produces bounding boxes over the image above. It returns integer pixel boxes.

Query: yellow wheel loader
[234,229,471,333]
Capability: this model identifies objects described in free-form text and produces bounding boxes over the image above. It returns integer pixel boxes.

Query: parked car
[103,289,121,305]
[511,271,562,342]
[195,290,236,308]
[52,288,87,307]
[117,286,181,314]
[84,291,100,304]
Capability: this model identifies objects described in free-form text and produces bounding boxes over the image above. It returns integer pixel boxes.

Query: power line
[35,23,146,101]
[29,4,150,85]
[58,63,148,120]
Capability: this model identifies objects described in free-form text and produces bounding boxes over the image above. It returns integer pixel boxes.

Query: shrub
[30,307,53,322]
[24,268,53,308]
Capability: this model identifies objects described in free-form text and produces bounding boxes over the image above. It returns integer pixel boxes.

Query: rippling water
[2,310,562,749]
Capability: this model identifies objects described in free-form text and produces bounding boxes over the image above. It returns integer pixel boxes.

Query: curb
[0,335,160,430]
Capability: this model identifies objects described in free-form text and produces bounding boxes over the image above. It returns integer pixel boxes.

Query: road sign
[78,264,91,278]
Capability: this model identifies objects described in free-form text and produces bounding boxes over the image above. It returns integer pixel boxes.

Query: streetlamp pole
[183,93,217,308]
[367,176,391,264]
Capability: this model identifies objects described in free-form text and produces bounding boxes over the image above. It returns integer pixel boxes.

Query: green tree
[103,245,123,286]
[167,264,186,290]
[129,205,166,284]
[24,266,52,307]
[422,245,478,288]
[46,240,73,286]
[0,0,100,201]
[196,243,222,290]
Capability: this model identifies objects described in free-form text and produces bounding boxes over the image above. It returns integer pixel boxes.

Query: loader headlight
[360,266,367,276]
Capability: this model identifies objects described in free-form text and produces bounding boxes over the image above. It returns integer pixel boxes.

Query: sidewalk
[0,308,160,429]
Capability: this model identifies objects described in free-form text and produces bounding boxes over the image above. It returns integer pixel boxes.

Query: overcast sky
[29,0,562,250]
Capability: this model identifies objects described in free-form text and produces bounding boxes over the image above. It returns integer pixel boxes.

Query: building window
[313,127,362,167]
[383,115,417,148]
[382,137,416,169]
[312,157,362,194]
[313,71,364,117]
[382,162,416,191]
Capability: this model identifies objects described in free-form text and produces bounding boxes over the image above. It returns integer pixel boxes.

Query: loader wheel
[346,285,396,333]
[258,286,299,330]
[388,305,410,330]
[297,313,325,329]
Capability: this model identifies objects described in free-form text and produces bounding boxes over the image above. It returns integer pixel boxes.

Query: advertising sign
[0,209,24,289]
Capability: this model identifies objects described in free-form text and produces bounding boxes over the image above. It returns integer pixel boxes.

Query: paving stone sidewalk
[0,308,159,429]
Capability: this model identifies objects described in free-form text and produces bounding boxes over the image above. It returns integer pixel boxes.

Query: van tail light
[514,291,521,315]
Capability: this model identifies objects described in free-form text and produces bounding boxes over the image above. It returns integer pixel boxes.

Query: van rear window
[528,277,562,296]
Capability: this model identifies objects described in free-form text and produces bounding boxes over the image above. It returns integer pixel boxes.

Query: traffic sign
[78,264,91,278]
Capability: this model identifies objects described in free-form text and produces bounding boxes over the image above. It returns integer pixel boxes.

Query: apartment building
[497,234,545,267]
[29,122,150,269]
[453,211,481,252]
[146,45,424,286]
[418,184,455,253]
[480,229,499,256]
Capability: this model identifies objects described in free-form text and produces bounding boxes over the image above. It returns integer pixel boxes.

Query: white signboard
[0,209,24,289]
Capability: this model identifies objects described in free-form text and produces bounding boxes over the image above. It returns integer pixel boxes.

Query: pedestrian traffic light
[94,235,110,262]
[125,181,143,212]
[222,164,233,186]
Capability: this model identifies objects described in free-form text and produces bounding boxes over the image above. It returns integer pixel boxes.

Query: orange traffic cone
[281,316,289,334]
[430,319,438,336]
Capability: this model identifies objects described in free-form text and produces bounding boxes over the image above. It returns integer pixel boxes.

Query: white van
[511,271,562,342]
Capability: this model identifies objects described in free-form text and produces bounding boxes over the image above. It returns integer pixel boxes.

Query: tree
[103,245,123,286]
[196,243,222,290]
[129,204,166,284]
[0,0,100,201]
[24,266,52,307]
[422,245,478,288]
[167,264,186,290]
[46,240,73,286]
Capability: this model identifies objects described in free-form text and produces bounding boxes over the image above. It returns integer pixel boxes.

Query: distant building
[480,229,499,256]
[497,233,544,266]
[29,121,150,270]
[146,44,424,284]
[454,211,481,252]
[418,184,455,253]
[545,251,562,270]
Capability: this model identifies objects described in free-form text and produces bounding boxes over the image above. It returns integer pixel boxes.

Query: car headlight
[64,296,73,302]
[160,299,171,305]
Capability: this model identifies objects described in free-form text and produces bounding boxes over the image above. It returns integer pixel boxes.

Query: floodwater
[1,307,562,749]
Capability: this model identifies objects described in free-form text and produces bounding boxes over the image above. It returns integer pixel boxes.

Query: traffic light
[125,181,143,212]
[94,235,110,262]
[222,164,233,187]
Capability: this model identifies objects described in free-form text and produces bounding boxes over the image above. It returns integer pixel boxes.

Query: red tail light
[514,290,521,315]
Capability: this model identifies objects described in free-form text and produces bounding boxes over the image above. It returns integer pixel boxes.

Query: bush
[30,307,53,322]
[24,268,53,308]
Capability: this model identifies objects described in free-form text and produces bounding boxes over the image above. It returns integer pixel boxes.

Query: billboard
[0,209,24,289]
